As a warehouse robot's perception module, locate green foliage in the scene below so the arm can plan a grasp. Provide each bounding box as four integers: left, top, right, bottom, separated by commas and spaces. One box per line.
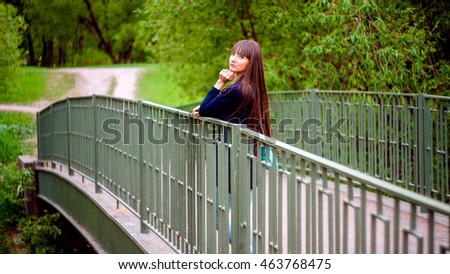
0, 111, 61, 254
412, 0, 450, 63
142, 0, 450, 97
21, 0, 85, 66
140, 0, 246, 98
0, 112, 36, 240
0, 163, 34, 228
18, 212, 62, 254
0, 127, 24, 164
0, 126, 34, 164
0, 112, 35, 163
22, 0, 81, 41
4, 0, 449, 97
0, 3, 26, 97
0, 112, 35, 129
65, 48, 112, 67
18, 0, 147, 66
0, 232, 11, 253
294, 1, 448, 94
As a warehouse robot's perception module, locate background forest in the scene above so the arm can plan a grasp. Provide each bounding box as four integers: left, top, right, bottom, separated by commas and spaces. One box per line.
1, 0, 450, 100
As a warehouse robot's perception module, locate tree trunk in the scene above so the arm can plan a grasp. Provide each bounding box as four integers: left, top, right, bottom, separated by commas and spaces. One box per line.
83, 0, 117, 64
26, 31, 36, 66
58, 46, 65, 66
41, 39, 54, 67
235, 0, 258, 41
118, 39, 134, 63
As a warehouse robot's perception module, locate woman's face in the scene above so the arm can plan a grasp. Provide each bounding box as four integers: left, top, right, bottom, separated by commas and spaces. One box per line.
229, 52, 249, 75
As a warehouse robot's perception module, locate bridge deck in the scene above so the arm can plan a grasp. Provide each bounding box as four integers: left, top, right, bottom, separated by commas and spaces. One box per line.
37, 161, 449, 254
272, 173, 449, 253
37, 163, 176, 254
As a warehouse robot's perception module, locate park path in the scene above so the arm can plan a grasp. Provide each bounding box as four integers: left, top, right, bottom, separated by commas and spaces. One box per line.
0, 67, 143, 114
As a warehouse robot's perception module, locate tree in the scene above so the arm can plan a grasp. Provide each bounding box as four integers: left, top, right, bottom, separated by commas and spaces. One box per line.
80, 0, 145, 64
409, 0, 450, 62
142, 0, 450, 96
0, 3, 26, 96
293, 0, 449, 94
141, 0, 260, 99
9, 0, 147, 67
19, 0, 84, 67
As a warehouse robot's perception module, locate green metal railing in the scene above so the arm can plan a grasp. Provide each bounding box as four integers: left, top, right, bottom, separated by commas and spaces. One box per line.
268, 91, 450, 203
37, 95, 450, 253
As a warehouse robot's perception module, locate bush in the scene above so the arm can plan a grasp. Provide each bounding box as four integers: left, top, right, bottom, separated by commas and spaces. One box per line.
0, 163, 34, 228
0, 112, 58, 254
0, 232, 11, 253
18, 212, 62, 254
67, 47, 112, 67
0, 125, 34, 164
0, 112, 35, 163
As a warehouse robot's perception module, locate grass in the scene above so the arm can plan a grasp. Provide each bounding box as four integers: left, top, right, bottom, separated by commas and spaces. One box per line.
44, 70, 76, 102
136, 64, 201, 107
0, 112, 36, 161
1, 64, 200, 107
0, 112, 35, 127
0, 67, 45, 104
0, 67, 75, 104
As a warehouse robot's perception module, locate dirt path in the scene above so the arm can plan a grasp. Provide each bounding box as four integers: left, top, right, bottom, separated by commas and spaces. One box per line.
0, 67, 144, 114
58, 67, 143, 99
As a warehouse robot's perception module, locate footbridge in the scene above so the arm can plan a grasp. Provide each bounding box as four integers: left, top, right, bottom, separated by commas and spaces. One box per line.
33, 91, 450, 253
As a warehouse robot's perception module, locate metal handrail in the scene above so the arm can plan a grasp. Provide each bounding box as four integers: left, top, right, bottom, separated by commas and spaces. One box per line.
178, 91, 449, 203
241, 127, 450, 216
268, 90, 450, 203
37, 94, 450, 254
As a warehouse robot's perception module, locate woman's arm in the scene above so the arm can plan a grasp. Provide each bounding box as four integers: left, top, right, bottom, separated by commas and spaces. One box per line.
198, 85, 242, 119
192, 87, 220, 118
193, 69, 237, 119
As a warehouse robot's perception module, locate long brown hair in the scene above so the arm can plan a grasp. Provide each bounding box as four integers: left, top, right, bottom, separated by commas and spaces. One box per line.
231, 40, 272, 137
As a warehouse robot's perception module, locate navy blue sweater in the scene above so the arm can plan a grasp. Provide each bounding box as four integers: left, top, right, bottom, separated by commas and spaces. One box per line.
199, 83, 250, 124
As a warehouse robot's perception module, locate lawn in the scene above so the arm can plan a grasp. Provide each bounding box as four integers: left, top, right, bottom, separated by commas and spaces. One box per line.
0, 67, 75, 104
135, 63, 200, 107
0, 64, 199, 107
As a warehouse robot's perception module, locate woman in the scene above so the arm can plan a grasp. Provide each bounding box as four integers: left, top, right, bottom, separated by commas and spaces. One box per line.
193, 40, 273, 253
192, 39, 272, 138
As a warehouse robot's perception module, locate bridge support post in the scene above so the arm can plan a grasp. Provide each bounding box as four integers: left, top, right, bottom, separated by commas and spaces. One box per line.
17, 155, 39, 216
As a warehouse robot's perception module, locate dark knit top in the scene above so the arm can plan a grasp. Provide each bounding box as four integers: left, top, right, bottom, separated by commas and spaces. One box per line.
198, 83, 250, 124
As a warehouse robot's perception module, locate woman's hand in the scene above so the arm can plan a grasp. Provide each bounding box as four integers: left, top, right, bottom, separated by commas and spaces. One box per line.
192, 105, 200, 118
219, 69, 236, 82
214, 69, 236, 90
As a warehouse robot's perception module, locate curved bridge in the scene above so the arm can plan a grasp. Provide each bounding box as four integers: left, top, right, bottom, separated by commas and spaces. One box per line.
34, 92, 450, 254
36, 163, 176, 254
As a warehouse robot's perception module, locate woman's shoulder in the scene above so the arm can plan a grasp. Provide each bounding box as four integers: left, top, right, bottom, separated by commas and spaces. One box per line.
223, 82, 243, 94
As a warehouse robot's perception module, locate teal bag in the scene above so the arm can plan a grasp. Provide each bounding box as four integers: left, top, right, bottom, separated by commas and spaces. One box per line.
261, 146, 278, 170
